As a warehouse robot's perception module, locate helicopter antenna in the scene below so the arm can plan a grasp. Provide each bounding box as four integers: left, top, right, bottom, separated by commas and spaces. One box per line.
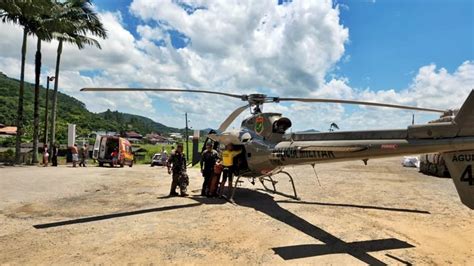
311, 163, 322, 187
290, 166, 300, 183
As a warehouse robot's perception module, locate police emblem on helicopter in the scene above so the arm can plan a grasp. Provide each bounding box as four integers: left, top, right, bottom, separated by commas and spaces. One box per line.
255, 116, 264, 135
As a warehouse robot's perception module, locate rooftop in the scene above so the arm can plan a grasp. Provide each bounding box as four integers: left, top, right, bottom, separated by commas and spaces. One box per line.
0, 126, 17, 135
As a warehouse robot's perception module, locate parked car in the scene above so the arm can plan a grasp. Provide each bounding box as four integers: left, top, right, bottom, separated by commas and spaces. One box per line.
150, 153, 163, 167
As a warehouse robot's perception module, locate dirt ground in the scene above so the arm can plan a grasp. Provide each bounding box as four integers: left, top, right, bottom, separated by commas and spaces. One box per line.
0, 157, 473, 265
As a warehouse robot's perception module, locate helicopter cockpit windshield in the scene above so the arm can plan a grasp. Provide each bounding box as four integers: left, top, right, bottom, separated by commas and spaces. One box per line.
272, 117, 292, 134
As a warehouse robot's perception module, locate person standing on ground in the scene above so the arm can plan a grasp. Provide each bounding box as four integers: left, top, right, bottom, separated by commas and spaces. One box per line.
161, 150, 168, 167
170, 145, 175, 155
167, 143, 189, 197
79, 144, 88, 167
218, 143, 241, 198
51, 144, 58, 166
71, 144, 79, 167
42, 144, 49, 167
200, 142, 219, 196
111, 147, 118, 167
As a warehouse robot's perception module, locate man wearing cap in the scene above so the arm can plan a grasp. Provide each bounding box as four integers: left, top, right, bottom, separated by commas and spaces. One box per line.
167, 143, 189, 196
200, 142, 219, 196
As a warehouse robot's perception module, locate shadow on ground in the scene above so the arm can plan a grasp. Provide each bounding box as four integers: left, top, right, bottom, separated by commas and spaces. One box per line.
232, 188, 415, 265
33, 203, 202, 229
33, 188, 417, 264
276, 200, 430, 214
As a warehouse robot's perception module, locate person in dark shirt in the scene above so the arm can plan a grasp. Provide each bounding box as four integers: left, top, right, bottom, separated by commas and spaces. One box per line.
51, 144, 58, 166
200, 142, 219, 196
167, 143, 189, 196
79, 144, 88, 167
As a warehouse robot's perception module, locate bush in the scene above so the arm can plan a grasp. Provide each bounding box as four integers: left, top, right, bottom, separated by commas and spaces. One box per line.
0, 148, 15, 164
0, 137, 15, 147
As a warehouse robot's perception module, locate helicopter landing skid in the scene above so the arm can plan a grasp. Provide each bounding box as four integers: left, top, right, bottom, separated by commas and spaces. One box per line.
229, 171, 300, 202
263, 171, 300, 200
259, 175, 278, 193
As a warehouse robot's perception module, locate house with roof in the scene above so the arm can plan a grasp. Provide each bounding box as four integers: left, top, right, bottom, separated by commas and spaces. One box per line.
0, 124, 17, 137
145, 132, 173, 144
123, 131, 143, 143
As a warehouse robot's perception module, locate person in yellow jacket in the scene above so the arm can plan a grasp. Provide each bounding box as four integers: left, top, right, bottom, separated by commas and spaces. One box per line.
219, 143, 241, 198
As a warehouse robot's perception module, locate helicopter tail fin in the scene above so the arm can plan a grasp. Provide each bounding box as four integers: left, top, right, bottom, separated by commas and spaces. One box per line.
454, 89, 474, 137
440, 90, 474, 209
443, 151, 474, 210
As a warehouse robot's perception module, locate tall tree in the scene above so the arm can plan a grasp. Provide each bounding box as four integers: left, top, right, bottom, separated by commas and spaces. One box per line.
49, 0, 107, 149
0, 0, 46, 164
31, 0, 53, 164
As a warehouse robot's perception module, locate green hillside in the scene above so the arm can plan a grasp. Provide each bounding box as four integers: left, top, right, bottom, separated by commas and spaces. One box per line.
0, 71, 180, 144
97, 109, 181, 134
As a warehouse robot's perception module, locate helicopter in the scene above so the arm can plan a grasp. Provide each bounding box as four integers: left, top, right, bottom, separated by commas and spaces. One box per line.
81, 87, 474, 209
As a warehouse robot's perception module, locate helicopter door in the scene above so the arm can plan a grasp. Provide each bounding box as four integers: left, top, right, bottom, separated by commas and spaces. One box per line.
192, 129, 219, 166
233, 145, 249, 176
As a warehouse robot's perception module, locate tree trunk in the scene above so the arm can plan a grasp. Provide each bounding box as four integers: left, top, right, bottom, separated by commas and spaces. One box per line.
32, 38, 42, 164
43, 78, 49, 146
50, 40, 62, 149
15, 29, 28, 164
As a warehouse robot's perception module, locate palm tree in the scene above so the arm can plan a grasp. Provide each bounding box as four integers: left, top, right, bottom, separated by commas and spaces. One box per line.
329, 122, 339, 132
49, 0, 107, 149
30, 1, 54, 164
0, 0, 48, 164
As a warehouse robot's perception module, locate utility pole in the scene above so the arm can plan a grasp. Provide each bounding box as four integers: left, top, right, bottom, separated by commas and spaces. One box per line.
43, 76, 54, 148
185, 112, 189, 161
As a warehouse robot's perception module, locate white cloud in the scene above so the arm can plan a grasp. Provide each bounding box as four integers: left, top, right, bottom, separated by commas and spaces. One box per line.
0, 11, 159, 119
129, 0, 349, 94
136, 25, 166, 42
356, 61, 474, 110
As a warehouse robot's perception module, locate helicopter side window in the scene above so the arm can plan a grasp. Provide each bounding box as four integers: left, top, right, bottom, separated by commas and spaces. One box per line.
272, 117, 292, 134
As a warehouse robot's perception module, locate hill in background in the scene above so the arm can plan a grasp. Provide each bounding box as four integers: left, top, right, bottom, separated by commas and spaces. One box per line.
0, 72, 181, 144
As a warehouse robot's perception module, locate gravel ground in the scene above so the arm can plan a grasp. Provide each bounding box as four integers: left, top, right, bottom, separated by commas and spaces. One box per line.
0, 157, 473, 265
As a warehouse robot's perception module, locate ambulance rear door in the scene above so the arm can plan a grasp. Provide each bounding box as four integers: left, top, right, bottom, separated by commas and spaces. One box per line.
99, 136, 107, 159
93, 135, 101, 159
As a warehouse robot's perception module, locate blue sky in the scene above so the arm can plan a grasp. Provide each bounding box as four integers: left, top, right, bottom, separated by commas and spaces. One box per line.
94, 0, 473, 129
336, 0, 474, 90
93, 0, 473, 92
1, 0, 473, 130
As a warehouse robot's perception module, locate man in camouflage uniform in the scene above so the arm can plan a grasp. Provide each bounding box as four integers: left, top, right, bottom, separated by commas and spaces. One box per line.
200, 142, 219, 196
167, 143, 189, 196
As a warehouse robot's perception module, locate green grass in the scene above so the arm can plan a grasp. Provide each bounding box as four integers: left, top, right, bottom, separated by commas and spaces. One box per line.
135, 142, 204, 166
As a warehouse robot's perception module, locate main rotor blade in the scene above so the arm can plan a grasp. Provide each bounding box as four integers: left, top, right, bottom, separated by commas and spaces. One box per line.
218, 104, 250, 132
81, 87, 246, 100
277, 97, 446, 113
